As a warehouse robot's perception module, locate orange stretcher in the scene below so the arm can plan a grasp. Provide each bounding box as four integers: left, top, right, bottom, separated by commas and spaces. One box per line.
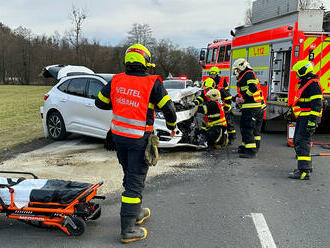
0, 171, 105, 236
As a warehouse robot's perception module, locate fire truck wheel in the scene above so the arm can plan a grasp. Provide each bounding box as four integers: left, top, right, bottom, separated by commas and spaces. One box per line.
66, 216, 86, 236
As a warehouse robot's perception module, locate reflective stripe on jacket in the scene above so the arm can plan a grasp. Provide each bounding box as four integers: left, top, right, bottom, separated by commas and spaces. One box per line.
203, 101, 227, 127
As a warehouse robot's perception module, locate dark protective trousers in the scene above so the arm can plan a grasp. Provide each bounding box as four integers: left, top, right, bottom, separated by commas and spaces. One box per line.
225, 111, 236, 140
112, 133, 150, 217
204, 126, 227, 148
240, 108, 264, 152
294, 116, 313, 171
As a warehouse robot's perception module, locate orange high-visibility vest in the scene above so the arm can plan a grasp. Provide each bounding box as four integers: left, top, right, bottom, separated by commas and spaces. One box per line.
203, 101, 227, 127
110, 73, 161, 139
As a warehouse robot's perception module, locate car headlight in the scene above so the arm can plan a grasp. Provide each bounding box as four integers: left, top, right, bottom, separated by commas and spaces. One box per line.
155, 111, 165, 119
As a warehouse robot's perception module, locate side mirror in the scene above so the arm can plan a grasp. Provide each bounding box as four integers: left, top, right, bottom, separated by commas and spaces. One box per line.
200, 49, 206, 61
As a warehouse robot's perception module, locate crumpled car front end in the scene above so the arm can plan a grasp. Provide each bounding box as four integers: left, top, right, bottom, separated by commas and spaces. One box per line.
154, 87, 207, 149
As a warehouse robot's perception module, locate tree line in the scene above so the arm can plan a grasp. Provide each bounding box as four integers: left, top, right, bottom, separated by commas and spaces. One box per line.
0, 20, 202, 85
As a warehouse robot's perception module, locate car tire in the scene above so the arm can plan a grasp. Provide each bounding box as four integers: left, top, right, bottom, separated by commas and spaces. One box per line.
46, 111, 67, 140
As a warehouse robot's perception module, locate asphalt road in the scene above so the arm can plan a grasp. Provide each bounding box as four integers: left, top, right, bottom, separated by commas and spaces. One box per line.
1, 129, 330, 248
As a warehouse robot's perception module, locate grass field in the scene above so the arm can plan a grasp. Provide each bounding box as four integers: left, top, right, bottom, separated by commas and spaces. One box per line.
0, 85, 52, 153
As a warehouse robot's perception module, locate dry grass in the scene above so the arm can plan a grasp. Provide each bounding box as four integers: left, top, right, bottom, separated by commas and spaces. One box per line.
0, 85, 52, 152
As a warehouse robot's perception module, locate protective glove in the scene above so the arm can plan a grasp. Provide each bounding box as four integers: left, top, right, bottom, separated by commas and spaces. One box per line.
144, 134, 160, 166
235, 97, 245, 104
306, 120, 316, 134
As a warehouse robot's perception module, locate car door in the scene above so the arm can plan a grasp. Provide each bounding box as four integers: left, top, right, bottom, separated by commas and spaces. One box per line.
82, 78, 112, 138
64, 77, 89, 133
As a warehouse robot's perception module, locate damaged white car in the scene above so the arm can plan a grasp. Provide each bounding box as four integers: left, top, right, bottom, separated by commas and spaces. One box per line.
40, 65, 206, 149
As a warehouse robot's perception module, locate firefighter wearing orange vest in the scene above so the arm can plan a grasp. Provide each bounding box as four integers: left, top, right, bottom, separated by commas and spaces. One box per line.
95, 44, 177, 243
197, 88, 228, 149
209, 66, 229, 90
209, 66, 236, 143
288, 60, 323, 180
232, 58, 266, 158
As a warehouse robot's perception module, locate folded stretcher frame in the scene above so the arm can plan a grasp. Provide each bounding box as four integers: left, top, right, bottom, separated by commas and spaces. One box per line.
0, 171, 105, 236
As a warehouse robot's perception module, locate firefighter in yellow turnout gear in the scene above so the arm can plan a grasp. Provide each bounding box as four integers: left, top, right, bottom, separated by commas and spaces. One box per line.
209, 66, 236, 143
288, 60, 323, 180
197, 88, 228, 149
232, 58, 266, 158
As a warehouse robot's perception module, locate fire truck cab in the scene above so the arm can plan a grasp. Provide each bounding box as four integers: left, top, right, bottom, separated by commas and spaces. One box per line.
200, 39, 232, 86
229, 0, 330, 123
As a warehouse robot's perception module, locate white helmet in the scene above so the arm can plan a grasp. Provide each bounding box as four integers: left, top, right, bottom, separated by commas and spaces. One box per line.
206, 89, 221, 101
232, 58, 251, 77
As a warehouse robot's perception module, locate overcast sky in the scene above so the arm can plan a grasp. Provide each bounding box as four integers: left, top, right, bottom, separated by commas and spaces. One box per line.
0, 0, 329, 48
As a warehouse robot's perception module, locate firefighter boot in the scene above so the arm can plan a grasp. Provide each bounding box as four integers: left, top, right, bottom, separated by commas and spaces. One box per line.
256, 140, 260, 152
239, 149, 256, 158
120, 216, 147, 243
238, 145, 246, 154
136, 208, 151, 225
288, 169, 311, 180
228, 133, 237, 145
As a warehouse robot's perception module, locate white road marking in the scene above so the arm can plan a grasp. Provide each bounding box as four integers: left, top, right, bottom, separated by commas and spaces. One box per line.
251, 213, 277, 248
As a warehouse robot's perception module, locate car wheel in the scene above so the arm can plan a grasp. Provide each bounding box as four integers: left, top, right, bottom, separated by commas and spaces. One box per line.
47, 111, 67, 140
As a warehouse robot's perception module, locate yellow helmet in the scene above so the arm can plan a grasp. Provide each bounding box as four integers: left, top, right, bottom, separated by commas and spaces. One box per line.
203, 78, 216, 89
292, 60, 314, 78
124, 44, 155, 68
209, 66, 220, 75
206, 89, 221, 101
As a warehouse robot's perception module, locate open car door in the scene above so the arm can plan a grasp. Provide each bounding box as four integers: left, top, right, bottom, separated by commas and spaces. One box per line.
41, 64, 94, 80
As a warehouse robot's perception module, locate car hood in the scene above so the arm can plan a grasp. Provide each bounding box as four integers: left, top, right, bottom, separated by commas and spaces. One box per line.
41, 64, 94, 80
166, 87, 202, 102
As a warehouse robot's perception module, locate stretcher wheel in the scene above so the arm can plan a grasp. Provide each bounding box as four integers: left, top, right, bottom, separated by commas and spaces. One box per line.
66, 216, 86, 236
89, 206, 101, 220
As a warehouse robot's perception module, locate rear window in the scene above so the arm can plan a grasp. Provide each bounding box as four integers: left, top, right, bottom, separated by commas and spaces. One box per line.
67, 78, 88, 97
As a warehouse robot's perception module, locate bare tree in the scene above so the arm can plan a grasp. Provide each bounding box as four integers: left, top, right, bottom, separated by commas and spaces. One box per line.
298, 0, 324, 9
126, 23, 156, 47
66, 5, 87, 63
13, 26, 33, 84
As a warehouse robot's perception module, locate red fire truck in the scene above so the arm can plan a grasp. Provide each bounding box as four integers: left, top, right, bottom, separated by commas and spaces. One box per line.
199, 39, 231, 86
200, 1, 330, 128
